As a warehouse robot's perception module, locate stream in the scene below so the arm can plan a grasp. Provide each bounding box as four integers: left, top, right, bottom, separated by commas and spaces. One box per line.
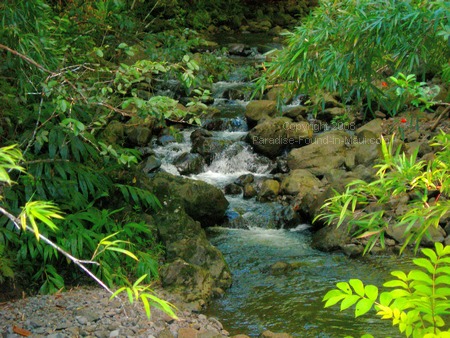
152, 35, 414, 337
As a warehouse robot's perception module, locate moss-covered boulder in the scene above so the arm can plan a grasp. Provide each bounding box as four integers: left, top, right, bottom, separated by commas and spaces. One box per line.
245, 100, 278, 127
144, 172, 229, 227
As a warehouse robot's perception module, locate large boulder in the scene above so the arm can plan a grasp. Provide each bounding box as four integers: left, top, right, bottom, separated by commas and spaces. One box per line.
155, 207, 231, 290
280, 169, 322, 196
356, 118, 383, 138
160, 258, 214, 305
143, 172, 229, 227
245, 100, 278, 127
287, 130, 352, 175
154, 203, 232, 307
247, 117, 312, 158
311, 223, 352, 252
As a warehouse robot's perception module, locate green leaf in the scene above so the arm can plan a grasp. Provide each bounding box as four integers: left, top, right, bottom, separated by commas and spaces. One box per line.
391, 270, 408, 281
413, 258, 436, 274
349, 279, 365, 297
408, 270, 433, 285
364, 285, 378, 301
324, 293, 347, 308
340, 294, 360, 311
383, 280, 409, 289
355, 298, 374, 317
105, 247, 139, 261
421, 248, 438, 264
337, 282, 352, 294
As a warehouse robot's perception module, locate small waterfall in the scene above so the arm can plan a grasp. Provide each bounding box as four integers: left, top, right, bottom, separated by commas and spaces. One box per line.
208, 142, 273, 175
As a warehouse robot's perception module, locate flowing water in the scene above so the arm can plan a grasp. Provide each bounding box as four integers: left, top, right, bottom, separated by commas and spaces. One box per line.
152, 37, 414, 336
153, 106, 413, 337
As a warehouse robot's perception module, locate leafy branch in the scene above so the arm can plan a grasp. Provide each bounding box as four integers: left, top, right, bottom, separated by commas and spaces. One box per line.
323, 242, 450, 337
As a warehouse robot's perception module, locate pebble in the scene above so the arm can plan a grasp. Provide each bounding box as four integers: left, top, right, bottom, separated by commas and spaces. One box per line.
0, 287, 229, 338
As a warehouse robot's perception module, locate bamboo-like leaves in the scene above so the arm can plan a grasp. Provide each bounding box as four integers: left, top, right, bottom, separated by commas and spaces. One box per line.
91, 231, 138, 261
19, 201, 64, 240
110, 273, 178, 320
0, 144, 24, 185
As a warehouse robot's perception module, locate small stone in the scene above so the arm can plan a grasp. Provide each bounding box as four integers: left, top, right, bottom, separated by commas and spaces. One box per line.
109, 329, 120, 337
76, 316, 88, 325
47, 334, 64, 338
157, 328, 175, 338
94, 330, 110, 338
178, 327, 199, 338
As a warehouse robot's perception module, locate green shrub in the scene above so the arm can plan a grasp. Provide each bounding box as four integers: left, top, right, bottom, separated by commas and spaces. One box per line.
315, 132, 450, 254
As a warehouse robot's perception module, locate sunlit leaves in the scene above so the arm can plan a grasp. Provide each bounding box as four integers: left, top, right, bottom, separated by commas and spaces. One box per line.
0, 145, 24, 185
324, 243, 450, 337
110, 273, 178, 320
19, 201, 63, 240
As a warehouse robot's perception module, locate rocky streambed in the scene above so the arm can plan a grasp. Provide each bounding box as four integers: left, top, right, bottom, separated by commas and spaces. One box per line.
0, 286, 230, 338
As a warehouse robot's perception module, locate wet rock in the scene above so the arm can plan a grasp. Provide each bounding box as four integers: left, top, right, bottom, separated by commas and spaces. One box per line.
158, 134, 177, 146
282, 106, 308, 121
166, 237, 231, 290
259, 330, 293, 338
126, 126, 152, 146
276, 156, 289, 173
174, 152, 205, 175
144, 172, 229, 227
224, 183, 242, 195
311, 92, 344, 109
160, 258, 214, 306
243, 184, 257, 199
142, 155, 162, 174
245, 100, 278, 127
190, 130, 233, 164
101, 120, 124, 145
124, 115, 157, 146
269, 262, 292, 275
311, 222, 352, 252
235, 174, 254, 186
258, 179, 280, 202
342, 244, 364, 257
386, 222, 446, 247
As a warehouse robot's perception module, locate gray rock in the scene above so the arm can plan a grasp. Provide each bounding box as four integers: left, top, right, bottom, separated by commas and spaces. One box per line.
287, 130, 350, 175
142, 155, 162, 174
174, 152, 205, 175
109, 329, 120, 337
247, 117, 312, 158
280, 169, 322, 197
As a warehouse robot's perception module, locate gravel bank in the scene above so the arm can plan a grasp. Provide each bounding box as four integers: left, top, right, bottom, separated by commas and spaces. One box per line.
0, 286, 230, 338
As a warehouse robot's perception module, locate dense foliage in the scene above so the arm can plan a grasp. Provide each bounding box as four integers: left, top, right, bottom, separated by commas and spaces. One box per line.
256, 0, 450, 115
0, 0, 223, 294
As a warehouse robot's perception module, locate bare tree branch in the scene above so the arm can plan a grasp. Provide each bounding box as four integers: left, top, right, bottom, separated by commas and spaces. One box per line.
0, 43, 56, 75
